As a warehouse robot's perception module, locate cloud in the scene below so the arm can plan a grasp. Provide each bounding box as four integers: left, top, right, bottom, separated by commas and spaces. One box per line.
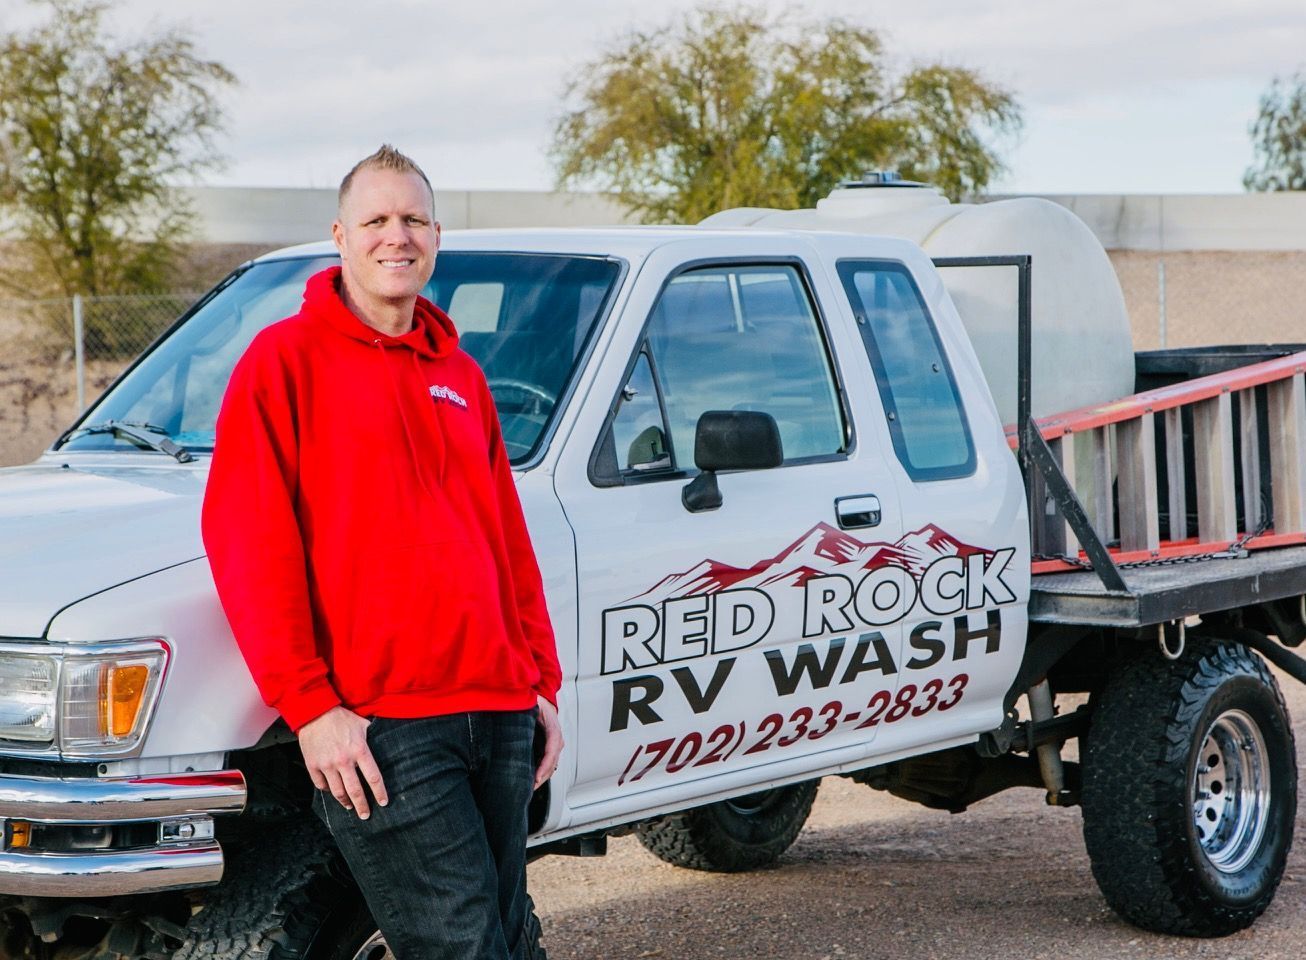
9, 0, 1299, 191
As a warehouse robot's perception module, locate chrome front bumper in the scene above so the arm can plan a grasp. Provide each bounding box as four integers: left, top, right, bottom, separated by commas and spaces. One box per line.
0, 770, 246, 897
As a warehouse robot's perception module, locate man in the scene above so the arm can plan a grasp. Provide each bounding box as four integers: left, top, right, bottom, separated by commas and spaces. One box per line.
201, 144, 563, 959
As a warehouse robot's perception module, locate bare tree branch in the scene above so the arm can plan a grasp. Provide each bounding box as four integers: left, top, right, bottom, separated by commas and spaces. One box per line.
0, 0, 236, 297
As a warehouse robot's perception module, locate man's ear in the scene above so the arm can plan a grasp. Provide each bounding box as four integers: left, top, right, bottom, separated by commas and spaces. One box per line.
434, 221, 442, 251
331, 219, 346, 258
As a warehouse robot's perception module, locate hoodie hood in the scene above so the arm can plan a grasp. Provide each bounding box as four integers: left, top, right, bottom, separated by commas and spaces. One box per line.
303, 265, 459, 360
301, 265, 458, 490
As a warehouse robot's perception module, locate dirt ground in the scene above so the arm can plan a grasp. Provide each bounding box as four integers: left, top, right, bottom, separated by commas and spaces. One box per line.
0, 358, 122, 467
0, 360, 112, 468
529, 674, 1306, 960
0, 306, 123, 468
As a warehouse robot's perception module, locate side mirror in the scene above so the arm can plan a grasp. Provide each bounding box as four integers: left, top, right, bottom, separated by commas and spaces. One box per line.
682, 411, 783, 513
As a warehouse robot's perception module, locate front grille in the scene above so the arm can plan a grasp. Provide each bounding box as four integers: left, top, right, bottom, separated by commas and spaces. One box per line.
0, 757, 98, 778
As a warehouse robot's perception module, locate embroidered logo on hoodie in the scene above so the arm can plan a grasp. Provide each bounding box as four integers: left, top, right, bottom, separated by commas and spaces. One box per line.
429, 383, 468, 408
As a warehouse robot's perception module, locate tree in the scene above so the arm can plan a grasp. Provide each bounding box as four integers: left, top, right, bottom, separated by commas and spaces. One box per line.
1245, 71, 1306, 191
551, 6, 1021, 223
0, 0, 235, 297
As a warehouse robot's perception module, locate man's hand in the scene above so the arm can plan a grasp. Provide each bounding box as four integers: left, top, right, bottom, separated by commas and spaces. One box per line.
299, 706, 388, 819
534, 696, 563, 789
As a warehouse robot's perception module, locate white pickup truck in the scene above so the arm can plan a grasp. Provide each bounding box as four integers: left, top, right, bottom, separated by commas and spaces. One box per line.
3, 213, 1306, 959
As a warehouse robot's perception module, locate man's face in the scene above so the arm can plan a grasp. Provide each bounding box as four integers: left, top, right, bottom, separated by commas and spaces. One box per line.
332, 168, 440, 309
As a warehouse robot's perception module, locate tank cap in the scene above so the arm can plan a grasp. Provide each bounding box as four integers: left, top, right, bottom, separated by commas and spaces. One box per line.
838, 170, 931, 189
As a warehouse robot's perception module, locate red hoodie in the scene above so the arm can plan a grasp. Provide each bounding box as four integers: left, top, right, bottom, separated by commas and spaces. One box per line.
202, 266, 561, 733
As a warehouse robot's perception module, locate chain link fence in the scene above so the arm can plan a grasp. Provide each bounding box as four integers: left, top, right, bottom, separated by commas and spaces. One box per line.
1110, 251, 1306, 351
0, 292, 199, 467
0, 292, 198, 402
69, 293, 200, 407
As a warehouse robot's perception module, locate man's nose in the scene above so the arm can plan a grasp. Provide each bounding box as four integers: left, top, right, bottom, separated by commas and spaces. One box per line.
380, 221, 412, 246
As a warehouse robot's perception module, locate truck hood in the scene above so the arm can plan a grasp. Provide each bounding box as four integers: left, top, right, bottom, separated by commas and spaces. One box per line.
0, 458, 206, 638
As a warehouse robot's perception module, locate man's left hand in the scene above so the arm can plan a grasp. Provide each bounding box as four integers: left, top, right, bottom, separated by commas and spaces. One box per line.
534, 696, 563, 789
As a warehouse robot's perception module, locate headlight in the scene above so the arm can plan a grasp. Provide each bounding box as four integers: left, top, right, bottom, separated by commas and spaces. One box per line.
0, 639, 169, 758
0, 654, 58, 743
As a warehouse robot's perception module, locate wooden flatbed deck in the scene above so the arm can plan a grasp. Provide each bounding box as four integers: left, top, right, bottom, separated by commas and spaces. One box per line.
1030, 543, 1306, 627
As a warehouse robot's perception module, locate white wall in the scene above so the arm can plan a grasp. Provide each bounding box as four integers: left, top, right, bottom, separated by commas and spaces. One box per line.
60, 186, 1306, 252
991, 193, 1306, 252
182, 186, 634, 244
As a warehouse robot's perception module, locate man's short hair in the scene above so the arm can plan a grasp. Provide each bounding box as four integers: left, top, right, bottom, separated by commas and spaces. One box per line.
338, 144, 435, 213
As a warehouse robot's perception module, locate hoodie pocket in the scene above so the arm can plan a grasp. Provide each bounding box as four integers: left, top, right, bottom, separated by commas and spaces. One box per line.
332, 538, 524, 702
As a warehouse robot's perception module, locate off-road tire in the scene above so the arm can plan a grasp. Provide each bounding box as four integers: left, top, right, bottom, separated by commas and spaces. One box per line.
168, 821, 353, 960
635, 780, 819, 872
170, 821, 548, 959
1081, 637, 1296, 936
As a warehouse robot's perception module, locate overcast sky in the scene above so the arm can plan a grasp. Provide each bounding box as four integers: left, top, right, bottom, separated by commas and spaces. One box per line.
6, 0, 1303, 194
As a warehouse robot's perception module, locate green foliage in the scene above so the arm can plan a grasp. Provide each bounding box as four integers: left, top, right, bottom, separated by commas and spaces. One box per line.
551, 5, 1021, 223
0, 0, 235, 297
1245, 71, 1306, 191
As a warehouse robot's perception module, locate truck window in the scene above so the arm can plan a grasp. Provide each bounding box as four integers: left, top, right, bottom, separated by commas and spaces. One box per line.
640, 264, 846, 467
837, 261, 975, 480
609, 350, 671, 472
58, 253, 621, 466
446, 283, 504, 333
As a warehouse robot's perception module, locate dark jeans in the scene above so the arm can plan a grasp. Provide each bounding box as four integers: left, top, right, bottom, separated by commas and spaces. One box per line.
312, 709, 537, 960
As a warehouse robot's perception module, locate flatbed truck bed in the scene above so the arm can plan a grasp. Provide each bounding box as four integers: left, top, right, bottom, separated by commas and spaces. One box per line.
1031, 543, 1306, 627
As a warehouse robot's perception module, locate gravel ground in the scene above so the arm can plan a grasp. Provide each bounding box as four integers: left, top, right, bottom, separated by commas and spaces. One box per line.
529, 672, 1306, 960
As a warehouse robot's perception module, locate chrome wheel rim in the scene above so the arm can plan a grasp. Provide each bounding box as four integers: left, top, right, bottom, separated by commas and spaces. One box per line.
1191, 709, 1270, 873
349, 931, 393, 960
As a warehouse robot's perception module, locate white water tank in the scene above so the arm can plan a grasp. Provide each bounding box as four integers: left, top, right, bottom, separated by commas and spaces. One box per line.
700, 177, 1134, 423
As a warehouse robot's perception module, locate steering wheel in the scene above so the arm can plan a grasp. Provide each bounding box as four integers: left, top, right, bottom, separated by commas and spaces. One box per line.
487, 377, 556, 418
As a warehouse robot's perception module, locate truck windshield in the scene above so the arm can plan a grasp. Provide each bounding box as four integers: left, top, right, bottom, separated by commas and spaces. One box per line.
56, 252, 621, 464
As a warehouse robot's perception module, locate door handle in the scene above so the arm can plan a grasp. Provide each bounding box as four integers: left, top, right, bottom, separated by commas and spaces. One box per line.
835, 494, 881, 529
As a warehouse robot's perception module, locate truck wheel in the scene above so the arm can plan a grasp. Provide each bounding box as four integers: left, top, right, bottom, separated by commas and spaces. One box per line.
324, 895, 548, 960
171, 822, 547, 959
1081, 637, 1296, 936
634, 780, 819, 872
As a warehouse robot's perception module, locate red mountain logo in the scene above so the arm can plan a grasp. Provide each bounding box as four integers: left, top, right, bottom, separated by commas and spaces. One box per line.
429, 383, 468, 408
632, 523, 988, 604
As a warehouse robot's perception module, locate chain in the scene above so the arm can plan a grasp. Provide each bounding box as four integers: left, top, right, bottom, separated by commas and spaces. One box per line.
1032, 551, 1094, 569
1034, 516, 1271, 572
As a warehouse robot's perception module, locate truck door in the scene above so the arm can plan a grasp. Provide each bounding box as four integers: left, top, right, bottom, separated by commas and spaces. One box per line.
554, 238, 912, 819
818, 242, 1031, 760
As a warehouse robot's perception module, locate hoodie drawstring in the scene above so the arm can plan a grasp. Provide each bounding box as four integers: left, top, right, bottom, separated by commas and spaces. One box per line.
412, 350, 447, 483
374, 340, 440, 498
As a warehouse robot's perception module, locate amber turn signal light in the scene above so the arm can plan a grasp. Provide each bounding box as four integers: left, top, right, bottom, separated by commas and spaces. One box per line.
104, 664, 150, 737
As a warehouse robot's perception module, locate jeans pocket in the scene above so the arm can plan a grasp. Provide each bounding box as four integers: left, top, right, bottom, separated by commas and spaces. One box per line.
364, 716, 392, 750
310, 787, 334, 836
